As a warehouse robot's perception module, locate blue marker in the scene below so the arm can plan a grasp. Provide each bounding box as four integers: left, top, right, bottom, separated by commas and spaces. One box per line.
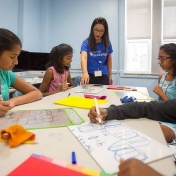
72, 151, 77, 164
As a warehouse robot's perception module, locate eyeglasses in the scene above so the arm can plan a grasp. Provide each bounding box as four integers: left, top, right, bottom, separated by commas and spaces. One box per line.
93, 28, 105, 34
157, 56, 171, 62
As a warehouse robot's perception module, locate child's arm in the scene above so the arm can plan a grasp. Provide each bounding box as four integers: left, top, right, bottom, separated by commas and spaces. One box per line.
153, 73, 169, 101
60, 72, 74, 91
67, 72, 74, 87
0, 101, 11, 116
118, 158, 162, 176
160, 124, 175, 142
39, 69, 60, 97
158, 73, 163, 84
8, 77, 42, 107
106, 53, 113, 85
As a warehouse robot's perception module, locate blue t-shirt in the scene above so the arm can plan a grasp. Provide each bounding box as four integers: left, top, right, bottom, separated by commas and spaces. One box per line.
0, 69, 16, 100
80, 39, 113, 75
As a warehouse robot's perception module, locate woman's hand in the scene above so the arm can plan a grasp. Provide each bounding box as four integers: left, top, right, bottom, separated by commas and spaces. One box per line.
0, 101, 12, 117
81, 73, 89, 85
109, 75, 113, 85
88, 106, 108, 123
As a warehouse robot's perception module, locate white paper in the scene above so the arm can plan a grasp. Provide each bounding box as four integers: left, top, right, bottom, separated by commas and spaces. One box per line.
68, 120, 176, 174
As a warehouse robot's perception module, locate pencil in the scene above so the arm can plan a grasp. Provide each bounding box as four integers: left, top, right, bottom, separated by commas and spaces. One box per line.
93, 98, 102, 125
58, 82, 70, 85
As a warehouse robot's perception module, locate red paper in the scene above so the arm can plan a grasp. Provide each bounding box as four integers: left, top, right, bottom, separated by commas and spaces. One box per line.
84, 94, 107, 99
7, 156, 88, 176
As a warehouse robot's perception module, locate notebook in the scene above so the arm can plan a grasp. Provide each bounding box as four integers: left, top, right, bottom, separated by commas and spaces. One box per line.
0, 108, 84, 130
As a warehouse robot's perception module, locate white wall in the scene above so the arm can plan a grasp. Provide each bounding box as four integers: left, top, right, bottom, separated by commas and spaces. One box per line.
0, 0, 18, 33
22, 0, 41, 51
0, 0, 118, 70
47, 0, 118, 71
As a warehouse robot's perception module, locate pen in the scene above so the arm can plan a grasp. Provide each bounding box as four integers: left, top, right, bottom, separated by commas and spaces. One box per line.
124, 89, 137, 91
72, 151, 77, 164
94, 98, 102, 125
58, 82, 70, 85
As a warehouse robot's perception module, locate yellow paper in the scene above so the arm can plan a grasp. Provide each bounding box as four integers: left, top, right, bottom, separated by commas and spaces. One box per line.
82, 168, 100, 176
54, 96, 108, 109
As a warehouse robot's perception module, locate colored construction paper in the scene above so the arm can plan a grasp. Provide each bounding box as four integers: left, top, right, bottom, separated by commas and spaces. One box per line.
54, 95, 108, 109
7, 156, 87, 176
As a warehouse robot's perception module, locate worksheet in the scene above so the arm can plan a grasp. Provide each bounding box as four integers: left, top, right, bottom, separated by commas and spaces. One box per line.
0, 108, 84, 129
68, 120, 176, 174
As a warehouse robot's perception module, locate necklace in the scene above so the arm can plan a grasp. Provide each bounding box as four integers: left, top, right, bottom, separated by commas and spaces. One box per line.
161, 73, 174, 94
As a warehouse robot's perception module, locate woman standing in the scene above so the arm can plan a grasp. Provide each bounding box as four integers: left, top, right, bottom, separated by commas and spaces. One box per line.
80, 17, 113, 85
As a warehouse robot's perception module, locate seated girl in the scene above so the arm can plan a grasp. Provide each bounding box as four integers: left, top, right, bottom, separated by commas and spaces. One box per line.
153, 43, 176, 142
0, 28, 42, 117
39, 44, 74, 97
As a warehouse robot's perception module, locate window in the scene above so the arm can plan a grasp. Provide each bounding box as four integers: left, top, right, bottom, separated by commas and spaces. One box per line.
163, 0, 176, 42
125, 39, 151, 73
124, 0, 176, 75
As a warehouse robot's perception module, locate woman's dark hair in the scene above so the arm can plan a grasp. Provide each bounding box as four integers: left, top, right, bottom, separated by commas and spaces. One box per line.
160, 43, 176, 76
46, 43, 73, 73
0, 28, 22, 55
88, 17, 110, 51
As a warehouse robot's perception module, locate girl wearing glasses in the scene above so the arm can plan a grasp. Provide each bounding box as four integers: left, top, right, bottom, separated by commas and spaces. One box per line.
80, 17, 113, 85
153, 43, 176, 101
153, 43, 176, 143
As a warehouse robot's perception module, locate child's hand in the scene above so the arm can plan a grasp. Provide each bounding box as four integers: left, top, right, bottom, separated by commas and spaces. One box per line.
61, 82, 69, 91
0, 101, 12, 117
7, 100, 16, 108
118, 158, 162, 176
88, 106, 108, 123
153, 85, 163, 96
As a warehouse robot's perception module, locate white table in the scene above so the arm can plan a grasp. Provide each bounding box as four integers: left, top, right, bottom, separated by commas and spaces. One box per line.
1, 86, 176, 175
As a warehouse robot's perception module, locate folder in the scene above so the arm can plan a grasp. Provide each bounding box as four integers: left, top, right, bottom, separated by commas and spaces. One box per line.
54, 96, 108, 109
